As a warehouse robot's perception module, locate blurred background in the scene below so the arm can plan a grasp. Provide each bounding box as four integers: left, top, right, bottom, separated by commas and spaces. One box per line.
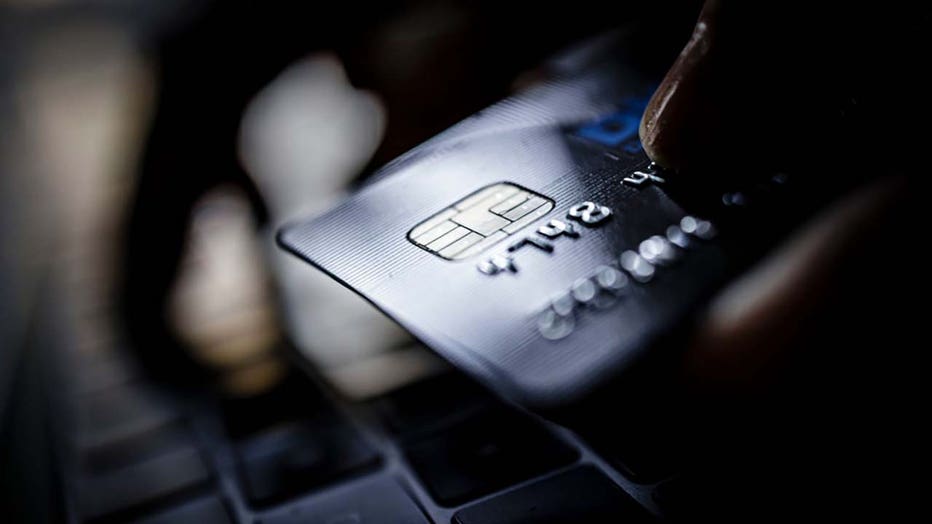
1, 1, 688, 522
4, 1, 930, 522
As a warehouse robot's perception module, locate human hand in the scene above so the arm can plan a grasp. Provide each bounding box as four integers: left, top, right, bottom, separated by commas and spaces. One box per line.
639, 2, 921, 518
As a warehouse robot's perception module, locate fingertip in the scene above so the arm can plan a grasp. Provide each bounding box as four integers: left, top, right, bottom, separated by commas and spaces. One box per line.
639, 0, 721, 171
685, 176, 908, 390
639, 83, 681, 171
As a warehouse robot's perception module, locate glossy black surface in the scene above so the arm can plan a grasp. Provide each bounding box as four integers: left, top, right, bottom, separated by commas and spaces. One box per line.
402, 408, 578, 506
136, 495, 232, 524
234, 418, 380, 507
260, 476, 429, 524
453, 466, 654, 524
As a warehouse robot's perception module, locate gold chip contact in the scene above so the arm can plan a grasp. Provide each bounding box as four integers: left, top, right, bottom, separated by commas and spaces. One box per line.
408, 183, 554, 260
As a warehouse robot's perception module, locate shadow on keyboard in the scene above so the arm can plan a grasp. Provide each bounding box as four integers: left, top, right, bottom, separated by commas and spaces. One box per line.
60, 343, 663, 523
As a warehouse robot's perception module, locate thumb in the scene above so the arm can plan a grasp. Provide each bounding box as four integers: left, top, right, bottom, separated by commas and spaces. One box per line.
685, 175, 908, 390
639, 0, 724, 171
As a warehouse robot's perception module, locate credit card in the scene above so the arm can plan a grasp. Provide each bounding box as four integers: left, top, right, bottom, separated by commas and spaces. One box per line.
278, 34, 817, 411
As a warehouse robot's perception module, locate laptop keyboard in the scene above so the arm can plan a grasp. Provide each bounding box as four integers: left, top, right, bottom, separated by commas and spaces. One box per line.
59, 347, 664, 523
402, 408, 578, 506
452, 467, 654, 524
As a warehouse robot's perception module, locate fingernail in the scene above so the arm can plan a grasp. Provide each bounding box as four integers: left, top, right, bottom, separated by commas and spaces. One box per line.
640, 0, 721, 170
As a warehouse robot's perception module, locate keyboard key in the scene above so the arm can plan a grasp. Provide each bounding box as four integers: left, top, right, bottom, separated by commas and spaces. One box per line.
582, 409, 682, 484
72, 353, 139, 394
262, 476, 428, 524
221, 371, 331, 439
653, 477, 689, 519
453, 466, 655, 524
76, 385, 178, 452
77, 385, 172, 429
376, 373, 492, 440
77, 445, 210, 522
403, 409, 577, 506
593, 434, 680, 484
574, 381, 685, 484
82, 421, 191, 474
135, 495, 231, 524
235, 417, 380, 507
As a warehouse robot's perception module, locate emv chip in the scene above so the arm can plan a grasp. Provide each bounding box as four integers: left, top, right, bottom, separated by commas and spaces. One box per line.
408, 183, 554, 260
